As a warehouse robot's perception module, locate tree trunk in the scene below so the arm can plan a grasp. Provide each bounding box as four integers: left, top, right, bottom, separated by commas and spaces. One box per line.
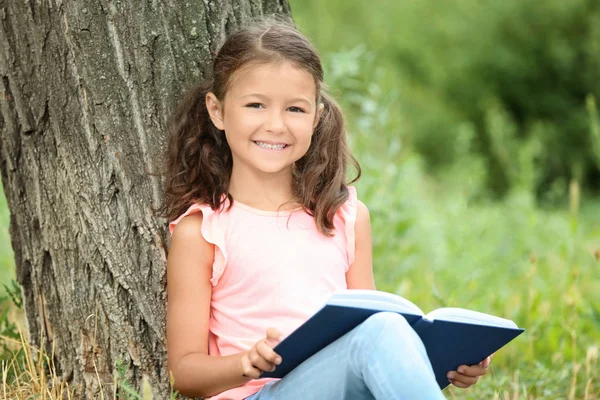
0, 0, 290, 397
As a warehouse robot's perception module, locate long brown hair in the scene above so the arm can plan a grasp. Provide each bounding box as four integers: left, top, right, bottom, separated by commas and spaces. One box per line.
159, 17, 360, 236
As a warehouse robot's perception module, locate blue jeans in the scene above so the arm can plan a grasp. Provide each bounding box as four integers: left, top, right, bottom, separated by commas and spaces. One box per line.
246, 312, 446, 400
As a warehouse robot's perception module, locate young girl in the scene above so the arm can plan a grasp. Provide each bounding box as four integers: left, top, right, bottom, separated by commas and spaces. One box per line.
162, 18, 491, 400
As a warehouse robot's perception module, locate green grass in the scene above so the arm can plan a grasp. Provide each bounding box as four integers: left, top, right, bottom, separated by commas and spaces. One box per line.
0, 180, 15, 298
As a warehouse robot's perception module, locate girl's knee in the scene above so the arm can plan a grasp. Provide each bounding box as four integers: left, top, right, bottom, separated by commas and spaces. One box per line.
360, 312, 423, 346
347, 313, 420, 362
350, 313, 411, 346
363, 312, 411, 333
347, 312, 427, 375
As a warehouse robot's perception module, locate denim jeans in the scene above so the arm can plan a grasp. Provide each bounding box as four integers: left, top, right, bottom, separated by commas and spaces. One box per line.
245, 312, 446, 400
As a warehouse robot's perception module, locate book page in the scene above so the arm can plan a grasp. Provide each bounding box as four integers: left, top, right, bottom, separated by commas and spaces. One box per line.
328, 290, 424, 316
425, 307, 518, 328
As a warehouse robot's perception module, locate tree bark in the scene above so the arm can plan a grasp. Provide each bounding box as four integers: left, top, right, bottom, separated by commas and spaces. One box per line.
0, 0, 290, 397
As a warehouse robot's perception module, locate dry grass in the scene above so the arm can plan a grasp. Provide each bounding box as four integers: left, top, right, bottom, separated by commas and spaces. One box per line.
1, 327, 167, 400
1, 331, 75, 400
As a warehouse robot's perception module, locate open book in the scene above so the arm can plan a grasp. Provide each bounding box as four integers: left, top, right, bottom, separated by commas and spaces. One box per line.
262, 290, 524, 389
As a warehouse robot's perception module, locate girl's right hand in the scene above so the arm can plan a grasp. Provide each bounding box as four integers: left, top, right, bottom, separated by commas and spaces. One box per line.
240, 327, 283, 379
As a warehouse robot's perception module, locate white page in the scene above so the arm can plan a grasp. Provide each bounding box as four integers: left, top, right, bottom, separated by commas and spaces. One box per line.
328, 290, 424, 316
425, 307, 518, 328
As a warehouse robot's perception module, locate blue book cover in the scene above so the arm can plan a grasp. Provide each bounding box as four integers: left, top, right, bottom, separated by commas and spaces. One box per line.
262, 290, 524, 389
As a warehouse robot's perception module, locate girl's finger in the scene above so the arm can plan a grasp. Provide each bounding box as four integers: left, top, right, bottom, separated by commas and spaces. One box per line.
480, 356, 491, 368
449, 371, 479, 387
266, 327, 281, 340
450, 378, 472, 389
266, 327, 282, 346
256, 340, 282, 366
457, 364, 487, 377
241, 355, 262, 379
249, 348, 276, 373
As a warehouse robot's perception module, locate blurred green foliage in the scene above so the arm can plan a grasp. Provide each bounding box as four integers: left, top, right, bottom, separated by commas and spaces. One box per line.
293, 0, 600, 199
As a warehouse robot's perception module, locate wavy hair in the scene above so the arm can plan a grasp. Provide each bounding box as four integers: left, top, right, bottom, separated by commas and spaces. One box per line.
159, 18, 360, 236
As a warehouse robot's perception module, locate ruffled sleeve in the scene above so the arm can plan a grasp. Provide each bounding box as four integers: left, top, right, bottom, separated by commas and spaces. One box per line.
169, 204, 228, 286
336, 186, 358, 267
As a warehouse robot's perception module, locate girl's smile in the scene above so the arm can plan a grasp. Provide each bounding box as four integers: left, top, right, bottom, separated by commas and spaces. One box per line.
253, 141, 288, 151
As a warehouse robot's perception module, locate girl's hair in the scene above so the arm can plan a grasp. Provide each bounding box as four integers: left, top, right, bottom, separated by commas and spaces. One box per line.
159, 17, 360, 236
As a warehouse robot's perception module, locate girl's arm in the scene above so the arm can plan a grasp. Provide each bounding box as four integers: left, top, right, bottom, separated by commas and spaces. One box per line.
346, 200, 376, 290
167, 213, 251, 398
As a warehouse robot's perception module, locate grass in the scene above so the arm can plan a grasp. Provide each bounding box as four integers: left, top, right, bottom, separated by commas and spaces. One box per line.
0, 328, 176, 400
1, 332, 74, 399
0, 179, 14, 299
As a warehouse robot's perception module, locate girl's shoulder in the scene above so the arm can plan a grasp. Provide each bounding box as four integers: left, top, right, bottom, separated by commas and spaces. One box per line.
344, 185, 368, 218
336, 185, 358, 221
333, 185, 362, 265
169, 202, 222, 235
168, 202, 229, 286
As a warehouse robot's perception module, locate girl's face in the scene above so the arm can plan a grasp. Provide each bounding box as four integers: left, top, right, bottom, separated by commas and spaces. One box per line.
207, 61, 323, 179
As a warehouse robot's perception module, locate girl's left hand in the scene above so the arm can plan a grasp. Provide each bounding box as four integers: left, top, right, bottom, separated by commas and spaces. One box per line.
446, 354, 493, 388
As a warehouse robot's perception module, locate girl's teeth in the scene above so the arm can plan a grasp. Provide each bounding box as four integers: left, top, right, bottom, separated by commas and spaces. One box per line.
255, 141, 286, 150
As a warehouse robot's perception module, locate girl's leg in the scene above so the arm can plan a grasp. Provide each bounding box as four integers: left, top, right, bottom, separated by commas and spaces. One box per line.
247, 312, 446, 400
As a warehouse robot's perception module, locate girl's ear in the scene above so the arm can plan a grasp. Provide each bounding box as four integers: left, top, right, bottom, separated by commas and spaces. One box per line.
313, 103, 325, 129
206, 92, 225, 130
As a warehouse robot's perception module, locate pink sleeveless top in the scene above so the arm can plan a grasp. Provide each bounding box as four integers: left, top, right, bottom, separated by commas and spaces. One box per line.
169, 187, 357, 400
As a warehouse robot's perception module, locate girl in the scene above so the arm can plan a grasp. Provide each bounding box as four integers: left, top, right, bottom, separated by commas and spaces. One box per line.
162, 18, 491, 400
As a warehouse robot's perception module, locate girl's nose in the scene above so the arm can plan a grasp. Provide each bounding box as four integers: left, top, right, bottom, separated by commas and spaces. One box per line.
265, 110, 285, 133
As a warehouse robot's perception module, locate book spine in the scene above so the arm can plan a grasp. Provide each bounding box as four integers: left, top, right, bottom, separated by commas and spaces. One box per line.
411, 317, 434, 334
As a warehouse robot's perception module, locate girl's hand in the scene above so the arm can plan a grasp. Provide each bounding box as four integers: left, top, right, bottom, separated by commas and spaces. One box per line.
240, 328, 282, 379
447, 354, 493, 388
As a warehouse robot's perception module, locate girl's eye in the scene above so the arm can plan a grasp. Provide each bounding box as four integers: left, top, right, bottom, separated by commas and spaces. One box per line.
246, 103, 264, 109
288, 106, 305, 113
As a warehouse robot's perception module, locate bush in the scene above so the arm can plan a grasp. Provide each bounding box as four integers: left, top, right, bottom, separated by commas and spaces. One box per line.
386, 0, 600, 196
